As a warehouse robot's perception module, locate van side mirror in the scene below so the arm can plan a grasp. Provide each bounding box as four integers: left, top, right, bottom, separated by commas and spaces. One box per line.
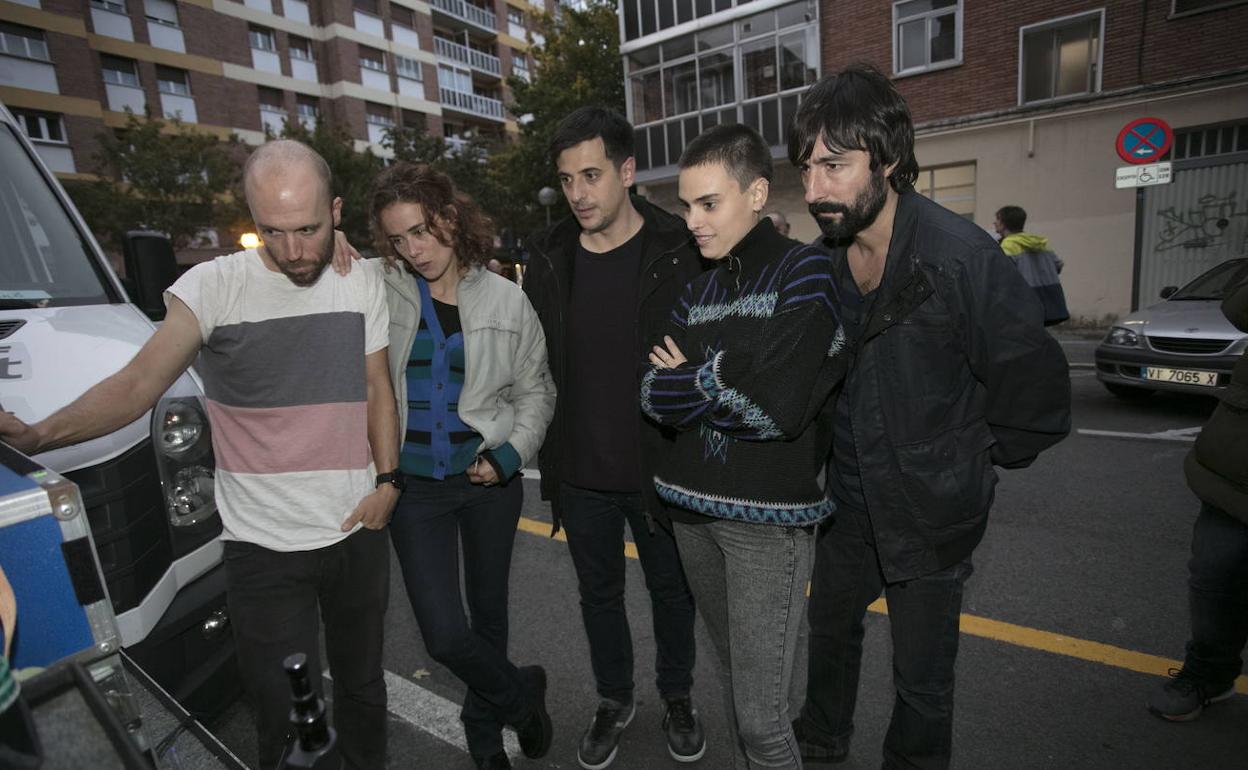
1159, 286, 1178, 299
122, 231, 179, 321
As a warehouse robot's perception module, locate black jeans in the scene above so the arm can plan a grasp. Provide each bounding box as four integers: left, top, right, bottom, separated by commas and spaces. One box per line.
224, 528, 390, 770
1183, 502, 1248, 686
559, 482, 696, 703
389, 474, 529, 758
800, 518, 972, 770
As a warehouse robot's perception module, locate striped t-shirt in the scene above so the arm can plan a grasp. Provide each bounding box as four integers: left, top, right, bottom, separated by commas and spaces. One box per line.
167, 250, 388, 552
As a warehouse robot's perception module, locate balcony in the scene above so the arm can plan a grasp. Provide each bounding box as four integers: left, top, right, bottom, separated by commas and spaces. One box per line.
392, 25, 420, 50
284, 0, 309, 23
251, 47, 281, 74
0, 58, 58, 95
354, 10, 384, 38
91, 7, 134, 41
105, 83, 146, 114
361, 65, 391, 92
431, 0, 497, 36
439, 87, 503, 121
435, 38, 500, 78
160, 92, 197, 123
33, 143, 75, 174
291, 57, 317, 81
147, 21, 185, 53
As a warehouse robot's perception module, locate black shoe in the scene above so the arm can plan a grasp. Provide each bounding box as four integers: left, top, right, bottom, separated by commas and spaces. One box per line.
792, 718, 851, 764
473, 751, 512, 770
577, 697, 635, 770
513, 666, 553, 759
1146, 668, 1235, 722
662, 695, 706, 763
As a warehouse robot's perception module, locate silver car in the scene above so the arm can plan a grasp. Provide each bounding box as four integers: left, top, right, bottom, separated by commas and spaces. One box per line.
1095, 257, 1248, 398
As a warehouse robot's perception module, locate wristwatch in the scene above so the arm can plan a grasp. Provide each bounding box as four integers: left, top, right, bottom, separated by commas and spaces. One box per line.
375, 471, 406, 493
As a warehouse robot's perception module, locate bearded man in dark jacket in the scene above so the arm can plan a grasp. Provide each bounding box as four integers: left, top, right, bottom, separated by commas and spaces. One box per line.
788, 65, 1071, 770
1147, 268, 1248, 722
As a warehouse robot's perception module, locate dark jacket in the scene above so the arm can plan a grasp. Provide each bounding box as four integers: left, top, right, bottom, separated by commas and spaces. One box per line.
825, 191, 1071, 582
1185, 273, 1248, 523
523, 196, 704, 532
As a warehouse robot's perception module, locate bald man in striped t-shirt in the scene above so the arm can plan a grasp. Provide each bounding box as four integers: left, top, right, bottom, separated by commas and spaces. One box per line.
2, 140, 400, 769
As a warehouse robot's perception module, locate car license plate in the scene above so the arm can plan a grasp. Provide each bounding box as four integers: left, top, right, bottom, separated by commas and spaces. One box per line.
1143, 367, 1218, 386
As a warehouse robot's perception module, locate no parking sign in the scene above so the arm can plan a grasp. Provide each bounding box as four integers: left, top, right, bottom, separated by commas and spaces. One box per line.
1116, 117, 1173, 164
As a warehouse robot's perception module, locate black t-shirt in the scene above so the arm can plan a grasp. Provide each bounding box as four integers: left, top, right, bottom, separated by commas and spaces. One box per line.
827, 267, 874, 543
564, 229, 645, 492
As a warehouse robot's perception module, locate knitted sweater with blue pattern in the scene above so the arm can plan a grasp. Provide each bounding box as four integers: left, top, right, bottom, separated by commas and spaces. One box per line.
640, 217, 847, 527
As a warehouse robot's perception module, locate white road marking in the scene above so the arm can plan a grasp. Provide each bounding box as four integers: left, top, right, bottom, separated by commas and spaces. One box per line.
1077, 426, 1202, 443
325, 669, 521, 761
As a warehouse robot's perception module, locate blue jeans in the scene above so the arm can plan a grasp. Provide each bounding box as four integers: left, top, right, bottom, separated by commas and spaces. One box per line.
224, 528, 389, 770
1183, 503, 1248, 686
673, 519, 814, 769
389, 474, 528, 758
799, 518, 972, 770
559, 483, 697, 702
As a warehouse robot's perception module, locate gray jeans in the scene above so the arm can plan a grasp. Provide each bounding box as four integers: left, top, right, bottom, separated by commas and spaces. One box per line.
674, 519, 815, 769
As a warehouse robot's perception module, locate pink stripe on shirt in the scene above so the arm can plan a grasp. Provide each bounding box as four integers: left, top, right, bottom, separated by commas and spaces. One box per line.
206, 400, 371, 474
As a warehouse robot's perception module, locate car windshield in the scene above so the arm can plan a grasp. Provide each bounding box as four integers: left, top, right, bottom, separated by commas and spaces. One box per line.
1169, 259, 1248, 301
0, 122, 115, 310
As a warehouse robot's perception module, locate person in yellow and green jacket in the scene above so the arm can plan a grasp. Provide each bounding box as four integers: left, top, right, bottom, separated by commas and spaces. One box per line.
995, 205, 1070, 326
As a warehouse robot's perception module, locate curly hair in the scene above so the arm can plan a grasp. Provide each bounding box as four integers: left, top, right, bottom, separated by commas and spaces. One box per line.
368, 161, 496, 272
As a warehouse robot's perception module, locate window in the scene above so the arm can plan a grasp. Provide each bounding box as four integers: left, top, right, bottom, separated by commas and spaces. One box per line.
0, 23, 51, 61
144, 0, 179, 26
249, 25, 276, 52
395, 54, 422, 80
289, 35, 314, 60
893, 0, 960, 75
438, 64, 472, 93
915, 163, 975, 219
1171, 0, 1248, 16
12, 109, 66, 143
359, 45, 387, 71
90, 0, 127, 14
507, 7, 523, 24
156, 65, 190, 95
1172, 120, 1248, 161
101, 54, 140, 86
365, 103, 394, 126
354, 0, 378, 13
1019, 10, 1103, 104
401, 109, 424, 130
296, 95, 319, 119
257, 86, 284, 112
391, 4, 415, 28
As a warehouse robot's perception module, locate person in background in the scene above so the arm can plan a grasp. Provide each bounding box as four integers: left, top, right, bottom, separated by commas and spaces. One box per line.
994, 205, 1069, 326
643, 123, 845, 769
523, 106, 706, 770
789, 66, 1071, 770
1147, 268, 1248, 722
765, 211, 791, 237
368, 162, 557, 770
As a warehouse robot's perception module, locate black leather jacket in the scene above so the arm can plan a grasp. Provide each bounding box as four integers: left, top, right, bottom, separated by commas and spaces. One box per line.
523, 197, 705, 532
825, 191, 1071, 582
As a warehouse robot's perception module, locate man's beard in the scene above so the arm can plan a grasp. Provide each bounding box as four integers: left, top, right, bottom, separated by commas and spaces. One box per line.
278, 238, 334, 286
809, 169, 889, 241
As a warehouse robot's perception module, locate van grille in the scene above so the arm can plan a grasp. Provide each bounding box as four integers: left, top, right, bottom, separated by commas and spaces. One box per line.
0, 320, 24, 340
1147, 336, 1232, 355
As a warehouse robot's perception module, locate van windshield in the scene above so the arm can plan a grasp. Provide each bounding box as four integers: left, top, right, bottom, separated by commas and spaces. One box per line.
0, 123, 115, 309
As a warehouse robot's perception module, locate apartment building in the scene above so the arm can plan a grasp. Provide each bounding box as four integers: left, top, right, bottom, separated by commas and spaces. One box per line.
0, 0, 551, 179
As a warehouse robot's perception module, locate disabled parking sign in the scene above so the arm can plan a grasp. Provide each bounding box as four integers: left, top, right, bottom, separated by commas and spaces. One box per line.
1116, 117, 1173, 164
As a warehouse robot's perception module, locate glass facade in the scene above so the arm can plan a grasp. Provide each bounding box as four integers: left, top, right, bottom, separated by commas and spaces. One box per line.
625, 0, 817, 173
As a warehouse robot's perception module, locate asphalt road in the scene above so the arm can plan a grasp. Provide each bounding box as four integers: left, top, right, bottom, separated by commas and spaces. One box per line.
203, 336, 1247, 770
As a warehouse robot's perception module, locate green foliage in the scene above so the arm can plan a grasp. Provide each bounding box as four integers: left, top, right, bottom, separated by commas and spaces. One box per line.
61, 113, 246, 251
277, 119, 385, 249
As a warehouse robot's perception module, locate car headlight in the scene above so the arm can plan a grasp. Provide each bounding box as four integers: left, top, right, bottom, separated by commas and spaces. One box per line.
153, 395, 217, 527
1105, 326, 1139, 347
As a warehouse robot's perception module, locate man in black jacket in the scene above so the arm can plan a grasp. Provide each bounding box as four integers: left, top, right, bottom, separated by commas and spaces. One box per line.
522, 106, 706, 769
788, 66, 1071, 770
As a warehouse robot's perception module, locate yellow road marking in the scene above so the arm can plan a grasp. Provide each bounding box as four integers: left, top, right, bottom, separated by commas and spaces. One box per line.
516, 515, 1248, 695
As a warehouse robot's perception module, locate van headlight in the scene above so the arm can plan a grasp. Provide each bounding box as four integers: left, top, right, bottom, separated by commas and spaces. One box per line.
1105, 326, 1139, 347
153, 395, 217, 527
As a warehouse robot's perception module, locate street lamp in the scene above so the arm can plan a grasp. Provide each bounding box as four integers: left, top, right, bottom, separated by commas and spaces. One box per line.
538, 186, 559, 226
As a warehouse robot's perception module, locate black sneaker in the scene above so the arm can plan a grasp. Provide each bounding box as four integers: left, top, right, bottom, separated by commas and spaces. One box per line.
513, 666, 553, 758
577, 697, 635, 770
1146, 668, 1235, 722
472, 751, 511, 770
662, 695, 706, 763
792, 718, 851, 764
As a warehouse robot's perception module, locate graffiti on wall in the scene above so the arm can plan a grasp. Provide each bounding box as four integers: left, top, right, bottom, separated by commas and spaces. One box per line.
1155, 191, 1248, 252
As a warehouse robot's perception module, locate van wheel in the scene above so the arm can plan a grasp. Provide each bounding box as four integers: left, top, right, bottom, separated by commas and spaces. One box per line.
1104, 383, 1154, 400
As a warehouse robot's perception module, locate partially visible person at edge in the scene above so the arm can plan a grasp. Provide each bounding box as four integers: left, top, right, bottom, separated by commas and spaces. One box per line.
1147, 267, 1248, 722
641, 123, 846, 770
367, 162, 557, 770
0, 140, 400, 770
522, 106, 707, 769
788, 65, 1072, 770
765, 210, 791, 237
994, 204, 1070, 326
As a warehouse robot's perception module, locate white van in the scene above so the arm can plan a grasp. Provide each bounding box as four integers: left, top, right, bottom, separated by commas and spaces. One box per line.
0, 101, 235, 713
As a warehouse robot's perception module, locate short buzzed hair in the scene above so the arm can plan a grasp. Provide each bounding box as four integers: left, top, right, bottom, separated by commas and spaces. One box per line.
679, 124, 772, 190
243, 139, 333, 204
996, 205, 1027, 233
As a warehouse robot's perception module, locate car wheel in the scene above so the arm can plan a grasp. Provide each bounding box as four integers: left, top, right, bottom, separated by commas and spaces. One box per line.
1104, 383, 1154, 400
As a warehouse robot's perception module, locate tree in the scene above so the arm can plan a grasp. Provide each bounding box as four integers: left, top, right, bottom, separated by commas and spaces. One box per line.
62, 113, 247, 252
493, 0, 626, 237
277, 120, 385, 249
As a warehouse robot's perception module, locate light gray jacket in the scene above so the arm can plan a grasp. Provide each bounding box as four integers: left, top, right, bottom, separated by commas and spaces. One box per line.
383, 264, 556, 477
